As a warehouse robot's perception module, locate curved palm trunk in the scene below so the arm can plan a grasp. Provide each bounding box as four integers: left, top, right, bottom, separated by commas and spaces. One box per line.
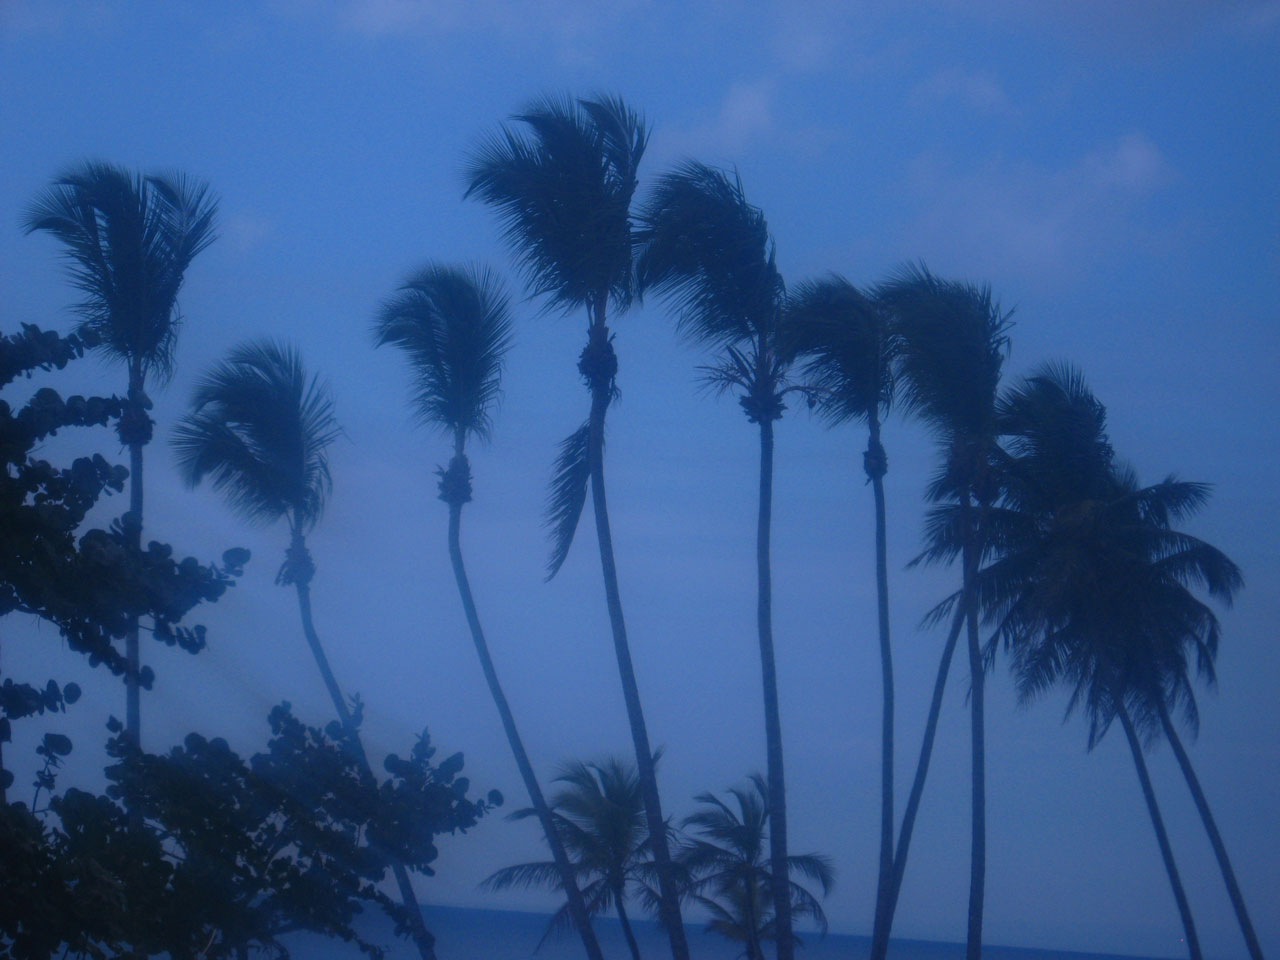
871, 584, 970, 960
1117, 703, 1203, 960
290, 536, 437, 960
1156, 701, 1264, 959
582, 319, 690, 960
444, 474, 605, 960
124, 369, 145, 748
866, 420, 895, 943
615, 884, 643, 960
756, 416, 794, 960
962, 522, 987, 960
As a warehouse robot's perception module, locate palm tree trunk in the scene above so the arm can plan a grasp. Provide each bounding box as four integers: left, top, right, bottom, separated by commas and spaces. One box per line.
582, 320, 690, 960
1117, 703, 1203, 960
1156, 701, 1264, 959
756, 416, 794, 960
871, 595, 968, 960
615, 885, 643, 960
124, 369, 145, 749
446, 492, 605, 960
866, 419, 894, 944
290, 537, 437, 960
962, 522, 986, 960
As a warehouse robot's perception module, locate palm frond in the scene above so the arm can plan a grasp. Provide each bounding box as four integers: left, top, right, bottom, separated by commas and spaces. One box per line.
545, 422, 592, 579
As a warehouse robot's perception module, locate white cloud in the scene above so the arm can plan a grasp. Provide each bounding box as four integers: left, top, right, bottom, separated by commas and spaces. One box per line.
911, 67, 1012, 114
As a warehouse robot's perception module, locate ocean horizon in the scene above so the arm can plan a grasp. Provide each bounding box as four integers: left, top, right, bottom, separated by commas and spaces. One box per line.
284, 905, 1177, 960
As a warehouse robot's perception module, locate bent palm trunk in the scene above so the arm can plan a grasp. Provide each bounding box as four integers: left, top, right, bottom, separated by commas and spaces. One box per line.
1156, 701, 1264, 960
582, 320, 689, 960
872, 585, 969, 960
124, 367, 146, 748
756, 416, 793, 960
290, 534, 437, 960
1117, 703, 1203, 960
963, 523, 987, 960
615, 885, 643, 960
443, 461, 605, 960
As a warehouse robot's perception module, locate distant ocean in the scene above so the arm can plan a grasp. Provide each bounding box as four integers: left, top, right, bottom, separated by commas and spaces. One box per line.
283, 906, 1175, 960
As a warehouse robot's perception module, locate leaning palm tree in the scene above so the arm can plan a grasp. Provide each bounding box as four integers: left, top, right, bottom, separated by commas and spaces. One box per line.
680, 774, 834, 960
465, 94, 690, 960
872, 264, 1011, 960
637, 161, 802, 960
484, 757, 658, 960
25, 161, 217, 747
170, 340, 437, 960
983, 366, 1252, 960
786, 276, 898, 938
374, 263, 604, 960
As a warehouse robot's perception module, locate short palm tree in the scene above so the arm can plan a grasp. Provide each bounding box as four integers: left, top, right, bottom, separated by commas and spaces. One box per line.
680, 774, 834, 960
786, 276, 898, 937
25, 161, 217, 747
873, 264, 1011, 960
373, 263, 604, 960
983, 365, 1251, 960
637, 161, 802, 960
484, 757, 658, 960
170, 340, 437, 960
466, 94, 690, 960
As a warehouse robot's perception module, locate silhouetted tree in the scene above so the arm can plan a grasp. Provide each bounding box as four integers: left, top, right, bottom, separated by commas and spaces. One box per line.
24, 162, 217, 749
466, 94, 690, 960
637, 162, 803, 960
679, 774, 833, 960
375, 263, 605, 960
874, 264, 1011, 960
484, 758, 657, 960
171, 341, 437, 960
787, 276, 898, 937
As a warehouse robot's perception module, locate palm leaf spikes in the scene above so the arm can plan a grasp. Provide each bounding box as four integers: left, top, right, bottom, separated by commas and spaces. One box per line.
23, 160, 218, 385
373, 262, 513, 446
464, 94, 649, 316
172, 339, 339, 535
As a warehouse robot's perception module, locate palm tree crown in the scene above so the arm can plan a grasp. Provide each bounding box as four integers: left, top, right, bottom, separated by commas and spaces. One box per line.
373, 263, 513, 449
465, 95, 648, 317
24, 160, 217, 384
172, 340, 340, 535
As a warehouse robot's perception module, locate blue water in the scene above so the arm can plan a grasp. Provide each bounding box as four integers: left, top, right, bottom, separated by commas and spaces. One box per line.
285, 906, 1175, 960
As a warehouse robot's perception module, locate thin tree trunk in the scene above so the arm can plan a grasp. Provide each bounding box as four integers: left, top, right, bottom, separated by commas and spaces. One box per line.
616, 885, 643, 960
446, 492, 605, 960
583, 320, 689, 960
871, 595, 968, 960
291, 545, 437, 960
1157, 701, 1264, 959
124, 368, 145, 748
866, 419, 894, 945
1117, 703, 1203, 960
0, 637, 6, 805
756, 416, 793, 960
963, 517, 986, 960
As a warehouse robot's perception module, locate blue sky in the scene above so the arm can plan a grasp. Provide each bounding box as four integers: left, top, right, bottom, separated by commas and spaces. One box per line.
2, 2, 1278, 957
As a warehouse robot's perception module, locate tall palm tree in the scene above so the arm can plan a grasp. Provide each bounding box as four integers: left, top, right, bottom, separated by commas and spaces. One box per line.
680, 774, 834, 960
983, 365, 1252, 960
25, 161, 217, 748
465, 94, 690, 960
637, 161, 803, 960
170, 341, 438, 960
872, 264, 1011, 960
374, 263, 604, 960
484, 757, 658, 960
786, 276, 898, 938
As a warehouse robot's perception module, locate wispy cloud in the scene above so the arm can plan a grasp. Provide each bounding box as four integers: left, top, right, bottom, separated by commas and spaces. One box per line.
910, 67, 1012, 114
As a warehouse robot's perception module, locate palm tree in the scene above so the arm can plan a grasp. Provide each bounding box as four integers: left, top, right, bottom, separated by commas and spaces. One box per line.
680, 774, 834, 960
872, 264, 1011, 960
786, 276, 898, 937
465, 94, 690, 960
170, 341, 438, 960
24, 161, 217, 748
484, 757, 659, 960
982, 365, 1252, 960
374, 263, 604, 960
637, 160, 804, 960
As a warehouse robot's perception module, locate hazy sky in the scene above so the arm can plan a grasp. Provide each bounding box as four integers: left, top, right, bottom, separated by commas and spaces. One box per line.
2, 2, 1278, 958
